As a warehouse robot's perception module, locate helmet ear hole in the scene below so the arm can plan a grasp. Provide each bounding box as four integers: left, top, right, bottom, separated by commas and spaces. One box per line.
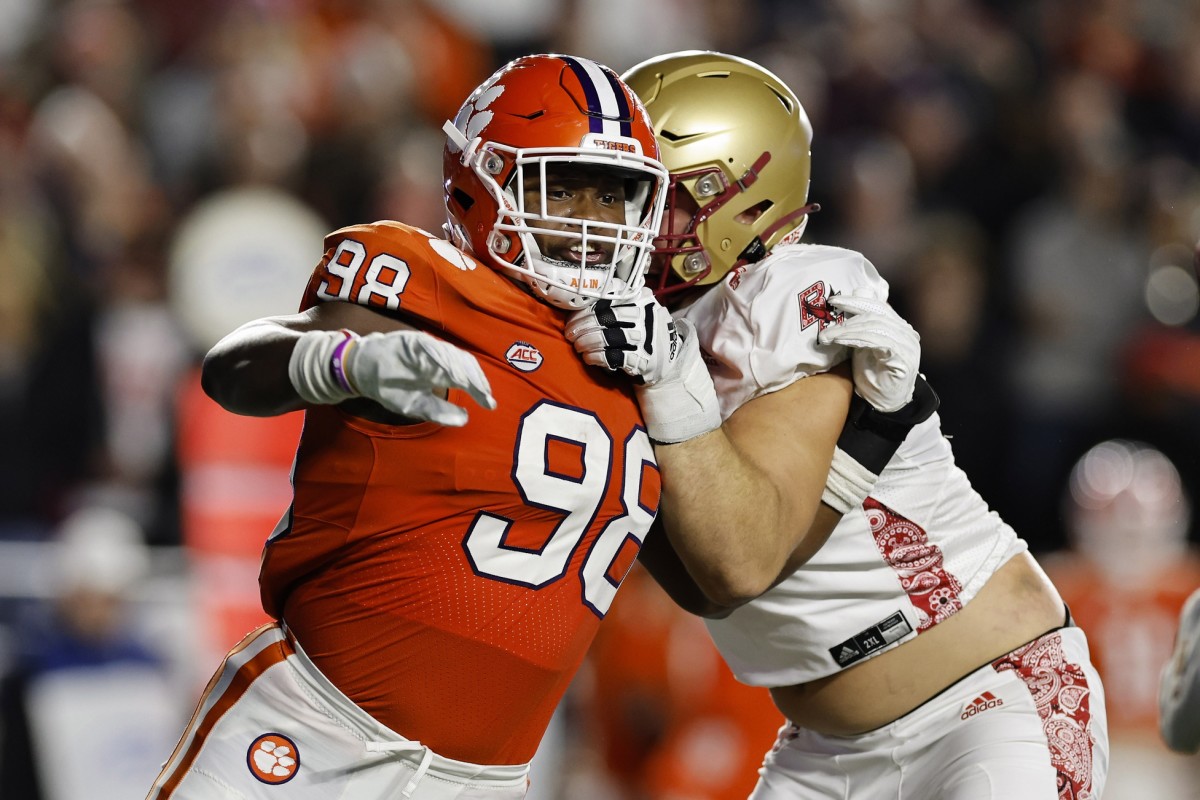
735, 199, 773, 224
452, 187, 475, 213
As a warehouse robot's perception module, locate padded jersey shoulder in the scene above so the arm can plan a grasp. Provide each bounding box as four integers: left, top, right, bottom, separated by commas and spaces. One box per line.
301, 220, 510, 332
680, 243, 891, 418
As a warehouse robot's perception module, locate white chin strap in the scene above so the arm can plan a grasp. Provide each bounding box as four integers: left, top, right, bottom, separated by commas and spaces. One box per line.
515, 255, 634, 311
504, 227, 641, 310
526, 276, 599, 310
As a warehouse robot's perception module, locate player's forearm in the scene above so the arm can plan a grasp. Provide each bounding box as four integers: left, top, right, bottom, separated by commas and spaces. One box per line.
202, 319, 307, 416
202, 302, 426, 418
655, 371, 849, 606
642, 447, 838, 617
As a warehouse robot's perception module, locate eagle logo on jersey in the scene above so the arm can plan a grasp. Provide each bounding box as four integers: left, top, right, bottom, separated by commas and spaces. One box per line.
247, 733, 300, 784
506, 341, 544, 372
798, 282, 845, 332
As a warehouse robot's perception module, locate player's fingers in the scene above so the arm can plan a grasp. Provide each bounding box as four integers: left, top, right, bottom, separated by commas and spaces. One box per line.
576, 347, 617, 371
456, 375, 496, 411
593, 301, 641, 329
571, 328, 629, 357
818, 321, 898, 352
401, 393, 471, 427
826, 294, 889, 317
422, 341, 496, 410
564, 311, 605, 343
446, 356, 497, 410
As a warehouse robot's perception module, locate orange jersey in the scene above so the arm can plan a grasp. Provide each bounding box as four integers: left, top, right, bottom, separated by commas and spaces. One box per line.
585, 565, 785, 800
259, 222, 660, 765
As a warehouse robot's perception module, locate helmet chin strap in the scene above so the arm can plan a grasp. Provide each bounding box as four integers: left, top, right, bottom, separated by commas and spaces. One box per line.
506, 236, 608, 311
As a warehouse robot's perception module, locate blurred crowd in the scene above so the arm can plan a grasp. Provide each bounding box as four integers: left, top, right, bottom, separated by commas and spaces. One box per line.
0, 0, 1198, 798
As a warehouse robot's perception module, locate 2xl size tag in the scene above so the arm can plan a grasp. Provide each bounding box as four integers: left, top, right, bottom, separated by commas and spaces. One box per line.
828, 611, 913, 668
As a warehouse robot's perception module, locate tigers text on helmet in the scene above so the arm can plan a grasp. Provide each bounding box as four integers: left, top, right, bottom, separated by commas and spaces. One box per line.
622, 51, 817, 300
443, 54, 668, 310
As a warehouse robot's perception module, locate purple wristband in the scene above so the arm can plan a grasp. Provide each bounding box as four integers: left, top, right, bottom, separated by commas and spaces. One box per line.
331, 331, 356, 394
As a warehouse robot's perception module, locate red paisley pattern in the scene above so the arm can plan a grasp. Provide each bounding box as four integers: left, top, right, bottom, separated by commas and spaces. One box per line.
992, 632, 1096, 800
863, 498, 963, 631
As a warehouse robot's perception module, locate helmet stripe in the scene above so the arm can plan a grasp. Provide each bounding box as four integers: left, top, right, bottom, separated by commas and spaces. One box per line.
598, 67, 634, 138
560, 56, 631, 138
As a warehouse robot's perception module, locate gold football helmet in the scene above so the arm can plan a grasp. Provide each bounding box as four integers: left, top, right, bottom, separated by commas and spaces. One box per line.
623, 51, 817, 298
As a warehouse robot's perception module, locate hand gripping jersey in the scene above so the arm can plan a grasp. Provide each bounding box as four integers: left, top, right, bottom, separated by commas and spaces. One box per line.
259, 222, 660, 765
679, 244, 1025, 687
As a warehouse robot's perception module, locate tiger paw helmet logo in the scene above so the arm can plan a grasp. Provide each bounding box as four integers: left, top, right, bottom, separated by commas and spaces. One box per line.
248, 733, 300, 784
450, 79, 505, 151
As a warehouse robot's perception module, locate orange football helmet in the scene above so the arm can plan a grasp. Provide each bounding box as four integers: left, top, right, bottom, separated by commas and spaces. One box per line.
443, 54, 668, 309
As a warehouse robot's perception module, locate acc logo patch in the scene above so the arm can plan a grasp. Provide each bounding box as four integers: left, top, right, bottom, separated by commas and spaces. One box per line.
248, 732, 300, 785
506, 341, 544, 372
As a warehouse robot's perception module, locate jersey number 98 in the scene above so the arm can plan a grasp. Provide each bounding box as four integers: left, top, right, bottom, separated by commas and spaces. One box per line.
462, 402, 657, 617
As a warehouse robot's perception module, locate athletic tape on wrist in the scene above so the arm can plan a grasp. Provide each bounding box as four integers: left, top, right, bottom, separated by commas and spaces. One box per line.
820, 446, 879, 514
288, 329, 359, 406
637, 335, 721, 445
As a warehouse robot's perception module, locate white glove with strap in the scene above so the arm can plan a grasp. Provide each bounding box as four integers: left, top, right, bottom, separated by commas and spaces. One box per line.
818, 294, 920, 413
566, 289, 720, 444
288, 328, 495, 426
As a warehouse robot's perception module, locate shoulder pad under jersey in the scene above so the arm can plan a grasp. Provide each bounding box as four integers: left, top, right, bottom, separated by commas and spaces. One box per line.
681, 243, 890, 419
299, 221, 488, 323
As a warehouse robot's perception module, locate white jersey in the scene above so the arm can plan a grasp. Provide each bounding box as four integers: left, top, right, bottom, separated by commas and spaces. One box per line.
679, 243, 1026, 687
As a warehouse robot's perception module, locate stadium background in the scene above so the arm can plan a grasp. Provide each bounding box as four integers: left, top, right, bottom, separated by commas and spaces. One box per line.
0, 0, 1198, 797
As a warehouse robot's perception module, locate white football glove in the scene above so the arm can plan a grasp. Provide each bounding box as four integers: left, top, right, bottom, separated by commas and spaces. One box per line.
817, 294, 920, 413
564, 287, 680, 384
289, 329, 495, 427
565, 289, 720, 444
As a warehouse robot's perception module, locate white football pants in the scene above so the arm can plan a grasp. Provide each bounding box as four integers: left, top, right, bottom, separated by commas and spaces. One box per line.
147, 623, 530, 799
751, 626, 1109, 799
